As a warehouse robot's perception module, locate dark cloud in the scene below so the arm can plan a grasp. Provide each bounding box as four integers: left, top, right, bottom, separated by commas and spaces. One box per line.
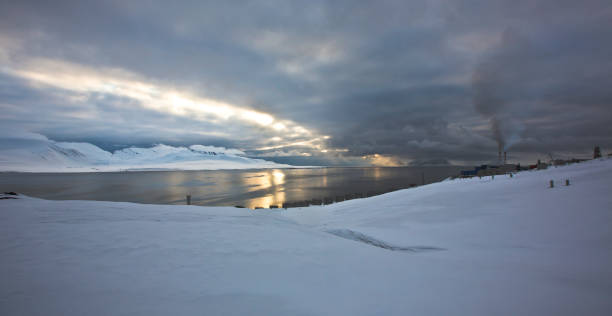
1, 0, 611, 165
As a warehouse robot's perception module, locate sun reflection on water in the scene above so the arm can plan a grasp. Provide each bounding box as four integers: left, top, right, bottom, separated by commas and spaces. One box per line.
244, 169, 286, 209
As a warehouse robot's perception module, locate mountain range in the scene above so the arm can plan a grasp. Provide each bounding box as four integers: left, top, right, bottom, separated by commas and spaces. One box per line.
0, 133, 291, 172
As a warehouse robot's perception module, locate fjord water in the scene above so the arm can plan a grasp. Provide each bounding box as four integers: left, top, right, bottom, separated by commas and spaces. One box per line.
0, 166, 464, 208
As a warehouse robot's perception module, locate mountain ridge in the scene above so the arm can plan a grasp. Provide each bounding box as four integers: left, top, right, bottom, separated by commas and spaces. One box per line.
0, 134, 292, 172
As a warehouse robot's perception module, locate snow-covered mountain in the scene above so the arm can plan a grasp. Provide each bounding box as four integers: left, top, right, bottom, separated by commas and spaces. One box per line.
0, 133, 291, 172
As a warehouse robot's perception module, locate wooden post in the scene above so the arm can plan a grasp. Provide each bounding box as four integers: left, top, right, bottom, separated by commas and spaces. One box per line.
565, 179, 570, 186
549, 180, 554, 188
186, 194, 191, 205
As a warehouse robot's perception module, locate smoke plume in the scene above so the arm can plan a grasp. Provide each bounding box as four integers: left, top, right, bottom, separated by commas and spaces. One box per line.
472, 29, 527, 153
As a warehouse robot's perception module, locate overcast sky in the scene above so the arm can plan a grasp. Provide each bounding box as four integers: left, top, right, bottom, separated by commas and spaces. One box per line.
1, 0, 611, 166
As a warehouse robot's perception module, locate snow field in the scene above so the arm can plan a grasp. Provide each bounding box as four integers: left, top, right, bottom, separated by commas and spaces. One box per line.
1, 158, 611, 315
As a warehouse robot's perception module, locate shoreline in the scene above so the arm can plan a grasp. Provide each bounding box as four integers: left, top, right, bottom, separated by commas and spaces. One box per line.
0, 166, 466, 209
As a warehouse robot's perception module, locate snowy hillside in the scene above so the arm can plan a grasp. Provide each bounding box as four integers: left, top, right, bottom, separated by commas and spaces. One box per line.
0, 133, 291, 172
1, 158, 611, 315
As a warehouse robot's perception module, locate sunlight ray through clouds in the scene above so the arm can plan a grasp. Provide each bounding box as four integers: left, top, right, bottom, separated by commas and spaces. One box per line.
3, 57, 329, 154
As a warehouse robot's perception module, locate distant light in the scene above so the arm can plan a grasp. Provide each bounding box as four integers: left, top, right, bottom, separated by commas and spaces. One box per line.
272, 122, 287, 131
240, 110, 274, 126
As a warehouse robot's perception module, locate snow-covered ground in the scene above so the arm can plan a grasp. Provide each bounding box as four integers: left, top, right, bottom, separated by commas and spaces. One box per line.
0, 133, 292, 172
1, 158, 612, 315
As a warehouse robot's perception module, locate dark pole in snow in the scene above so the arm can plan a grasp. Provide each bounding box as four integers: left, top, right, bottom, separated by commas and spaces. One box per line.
186, 194, 191, 205
549, 180, 554, 188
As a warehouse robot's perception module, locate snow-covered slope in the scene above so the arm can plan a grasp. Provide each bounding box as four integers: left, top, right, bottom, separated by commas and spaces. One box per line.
0, 134, 291, 172
1, 159, 612, 315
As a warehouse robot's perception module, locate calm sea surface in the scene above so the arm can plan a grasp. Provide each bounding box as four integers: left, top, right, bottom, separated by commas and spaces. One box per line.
0, 166, 465, 208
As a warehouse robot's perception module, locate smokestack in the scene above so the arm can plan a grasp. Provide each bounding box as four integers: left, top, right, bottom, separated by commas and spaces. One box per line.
504, 152, 507, 164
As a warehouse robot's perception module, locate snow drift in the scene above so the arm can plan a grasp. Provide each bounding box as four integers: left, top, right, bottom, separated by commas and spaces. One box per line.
1, 158, 612, 315
0, 133, 291, 172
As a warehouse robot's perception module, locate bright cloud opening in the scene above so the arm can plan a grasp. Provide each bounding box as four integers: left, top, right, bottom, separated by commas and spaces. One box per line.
1, 56, 335, 154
